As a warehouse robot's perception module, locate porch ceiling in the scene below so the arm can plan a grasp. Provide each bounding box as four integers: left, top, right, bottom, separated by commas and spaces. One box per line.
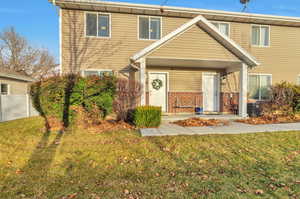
146, 57, 242, 69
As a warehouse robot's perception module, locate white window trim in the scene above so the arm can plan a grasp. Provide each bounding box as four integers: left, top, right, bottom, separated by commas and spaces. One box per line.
81, 69, 113, 77
248, 73, 272, 101
0, 83, 10, 95
297, 75, 300, 85
211, 21, 230, 37
137, 15, 163, 41
85, 12, 112, 39
251, 24, 271, 48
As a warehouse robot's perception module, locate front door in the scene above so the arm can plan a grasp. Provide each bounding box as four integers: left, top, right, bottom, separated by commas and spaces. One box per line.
203, 73, 219, 112
149, 72, 167, 112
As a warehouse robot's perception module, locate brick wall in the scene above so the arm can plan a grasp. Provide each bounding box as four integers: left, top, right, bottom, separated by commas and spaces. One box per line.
146, 91, 239, 114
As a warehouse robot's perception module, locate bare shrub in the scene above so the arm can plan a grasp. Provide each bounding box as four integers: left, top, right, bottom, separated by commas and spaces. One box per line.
114, 78, 142, 121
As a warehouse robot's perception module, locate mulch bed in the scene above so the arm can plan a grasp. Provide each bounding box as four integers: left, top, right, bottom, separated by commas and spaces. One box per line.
173, 117, 229, 127
86, 120, 136, 133
236, 115, 300, 125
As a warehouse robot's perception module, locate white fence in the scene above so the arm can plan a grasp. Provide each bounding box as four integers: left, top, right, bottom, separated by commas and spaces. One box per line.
0, 95, 39, 122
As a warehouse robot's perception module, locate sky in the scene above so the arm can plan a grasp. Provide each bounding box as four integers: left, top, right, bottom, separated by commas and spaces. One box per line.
0, 0, 299, 61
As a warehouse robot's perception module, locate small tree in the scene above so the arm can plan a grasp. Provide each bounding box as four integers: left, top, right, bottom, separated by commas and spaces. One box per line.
0, 27, 58, 79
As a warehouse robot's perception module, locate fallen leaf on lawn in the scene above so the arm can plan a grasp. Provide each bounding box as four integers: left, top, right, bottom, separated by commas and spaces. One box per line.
124, 189, 130, 195
255, 189, 264, 195
16, 169, 23, 174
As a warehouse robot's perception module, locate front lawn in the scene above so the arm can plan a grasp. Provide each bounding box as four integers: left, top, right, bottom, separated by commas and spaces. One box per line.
1, 117, 300, 198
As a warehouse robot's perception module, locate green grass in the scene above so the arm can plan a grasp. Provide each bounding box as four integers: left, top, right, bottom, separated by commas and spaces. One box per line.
1, 117, 300, 199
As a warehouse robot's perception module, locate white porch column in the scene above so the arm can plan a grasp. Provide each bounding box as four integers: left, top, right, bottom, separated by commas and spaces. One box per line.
139, 58, 146, 106
239, 63, 248, 118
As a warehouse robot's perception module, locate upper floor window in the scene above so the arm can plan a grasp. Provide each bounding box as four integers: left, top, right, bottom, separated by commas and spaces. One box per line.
82, 69, 113, 77
139, 16, 161, 40
0, 83, 9, 95
248, 74, 272, 101
251, 25, 270, 47
298, 75, 300, 85
212, 22, 230, 36
86, 13, 110, 38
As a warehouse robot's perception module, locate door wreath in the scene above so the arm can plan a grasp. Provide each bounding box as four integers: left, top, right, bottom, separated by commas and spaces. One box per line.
152, 79, 163, 90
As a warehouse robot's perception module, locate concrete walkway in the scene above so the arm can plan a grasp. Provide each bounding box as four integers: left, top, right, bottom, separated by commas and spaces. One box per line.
140, 122, 300, 137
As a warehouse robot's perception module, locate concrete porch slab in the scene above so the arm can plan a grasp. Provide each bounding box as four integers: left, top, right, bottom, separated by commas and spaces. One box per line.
140, 122, 300, 137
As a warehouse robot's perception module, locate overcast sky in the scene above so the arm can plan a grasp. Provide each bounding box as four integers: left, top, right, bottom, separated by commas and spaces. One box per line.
0, 0, 299, 61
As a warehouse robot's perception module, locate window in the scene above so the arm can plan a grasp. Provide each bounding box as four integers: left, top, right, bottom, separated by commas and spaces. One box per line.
82, 69, 113, 77
212, 22, 230, 36
139, 16, 161, 40
0, 83, 9, 95
251, 25, 270, 47
86, 13, 110, 38
248, 74, 272, 100
298, 75, 300, 85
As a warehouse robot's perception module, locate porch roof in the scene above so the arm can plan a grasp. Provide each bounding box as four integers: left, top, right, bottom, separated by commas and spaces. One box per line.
131, 15, 259, 68
146, 57, 242, 70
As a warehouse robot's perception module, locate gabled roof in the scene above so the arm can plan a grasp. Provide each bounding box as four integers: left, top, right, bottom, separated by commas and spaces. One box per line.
131, 15, 259, 68
0, 68, 35, 82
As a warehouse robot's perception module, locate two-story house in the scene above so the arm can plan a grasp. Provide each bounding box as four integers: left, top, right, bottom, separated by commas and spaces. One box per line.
49, 0, 300, 117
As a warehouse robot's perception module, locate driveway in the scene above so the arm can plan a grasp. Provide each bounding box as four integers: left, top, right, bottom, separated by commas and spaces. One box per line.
140, 122, 300, 137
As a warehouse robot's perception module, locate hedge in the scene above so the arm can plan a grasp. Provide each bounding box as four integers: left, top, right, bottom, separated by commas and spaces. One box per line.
133, 106, 161, 128
30, 74, 117, 128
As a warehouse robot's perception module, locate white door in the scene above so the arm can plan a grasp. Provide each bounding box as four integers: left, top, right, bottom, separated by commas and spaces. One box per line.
149, 73, 167, 112
203, 73, 219, 112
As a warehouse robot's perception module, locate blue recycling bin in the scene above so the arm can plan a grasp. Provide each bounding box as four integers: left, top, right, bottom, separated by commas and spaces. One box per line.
195, 107, 203, 115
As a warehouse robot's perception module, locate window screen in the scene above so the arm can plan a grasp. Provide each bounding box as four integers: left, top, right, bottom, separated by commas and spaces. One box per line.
139, 17, 161, 40
248, 74, 272, 100
150, 18, 161, 40
86, 13, 97, 36
86, 13, 110, 37
98, 14, 110, 37
252, 25, 269, 47
139, 17, 149, 39
212, 22, 229, 36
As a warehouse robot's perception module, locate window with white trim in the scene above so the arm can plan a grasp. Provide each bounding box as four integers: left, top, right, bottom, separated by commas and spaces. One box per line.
0, 83, 9, 95
298, 75, 300, 85
139, 16, 161, 40
212, 22, 230, 36
248, 74, 272, 100
82, 69, 113, 77
86, 13, 110, 37
251, 25, 270, 47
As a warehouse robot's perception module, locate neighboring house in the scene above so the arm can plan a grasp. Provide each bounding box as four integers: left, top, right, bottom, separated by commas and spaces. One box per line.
49, 0, 300, 117
0, 68, 37, 122
0, 68, 34, 95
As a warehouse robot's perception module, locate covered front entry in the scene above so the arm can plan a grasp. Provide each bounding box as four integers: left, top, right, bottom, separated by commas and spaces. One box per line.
131, 15, 259, 117
202, 73, 220, 112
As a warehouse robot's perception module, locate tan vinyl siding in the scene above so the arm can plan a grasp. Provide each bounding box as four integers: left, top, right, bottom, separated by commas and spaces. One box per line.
229, 22, 300, 84
61, 9, 300, 85
61, 9, 189, 74
149, 25, 239, 61
0, 77, 29, 95
147, 67, 222, 92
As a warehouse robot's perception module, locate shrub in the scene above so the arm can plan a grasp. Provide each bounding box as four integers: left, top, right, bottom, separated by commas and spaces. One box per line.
30, 74, 117, 129
113, 78, 142, 121
133, 106, 161, 128
262, 82, 299, 117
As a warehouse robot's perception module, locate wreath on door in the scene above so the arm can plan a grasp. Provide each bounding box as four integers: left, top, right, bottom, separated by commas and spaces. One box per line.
152, 79, 163, 90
